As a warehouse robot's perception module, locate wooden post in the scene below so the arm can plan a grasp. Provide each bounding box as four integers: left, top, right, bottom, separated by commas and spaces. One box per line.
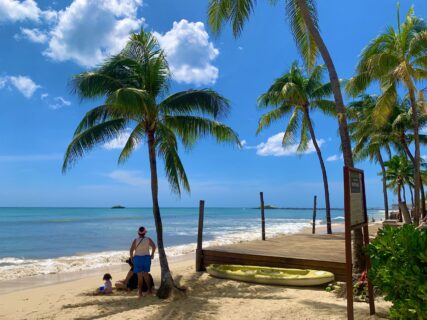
260, 192, 266, 240
312, 195, 317, 234
195, 200, 205, 271
344, 167, 354, 320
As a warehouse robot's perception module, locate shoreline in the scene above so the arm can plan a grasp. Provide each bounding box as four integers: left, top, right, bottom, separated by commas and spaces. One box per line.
0, 223, 343, 296
0, 222, 390, 320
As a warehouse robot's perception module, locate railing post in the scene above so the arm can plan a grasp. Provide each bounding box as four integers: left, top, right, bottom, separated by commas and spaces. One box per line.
260, 192, 266, 240
312, 195, 317, 234
196, 200, 205, 271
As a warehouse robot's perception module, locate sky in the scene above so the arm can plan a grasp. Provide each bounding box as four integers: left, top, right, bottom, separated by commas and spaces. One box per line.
0, 0, 427, 208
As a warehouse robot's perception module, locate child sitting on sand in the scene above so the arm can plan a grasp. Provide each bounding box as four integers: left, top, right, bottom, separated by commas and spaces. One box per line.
96, 273, 113, 294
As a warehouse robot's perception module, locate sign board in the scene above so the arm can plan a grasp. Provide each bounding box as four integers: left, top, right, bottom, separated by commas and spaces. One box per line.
349, 170, 367, 227
343, 166, 375, 320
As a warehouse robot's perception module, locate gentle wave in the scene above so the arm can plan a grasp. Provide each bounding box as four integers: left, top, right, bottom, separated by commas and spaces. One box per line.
0, 220, 310, 281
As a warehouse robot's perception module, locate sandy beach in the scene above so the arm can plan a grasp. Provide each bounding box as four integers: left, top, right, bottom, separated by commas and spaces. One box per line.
0, 224, 391, 320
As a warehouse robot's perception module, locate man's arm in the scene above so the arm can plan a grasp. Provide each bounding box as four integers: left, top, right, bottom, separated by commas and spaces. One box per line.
149, 238, 156, 259
129, 239, 135, 259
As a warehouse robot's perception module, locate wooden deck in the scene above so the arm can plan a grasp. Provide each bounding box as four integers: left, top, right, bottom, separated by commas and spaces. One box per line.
201, 232, 347, 281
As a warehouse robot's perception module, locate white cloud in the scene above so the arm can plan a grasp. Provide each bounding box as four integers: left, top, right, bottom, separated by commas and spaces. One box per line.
253, 132, 324, 157
44, 0, 144, 67
107, 170, 148, 187
154, 19, 219, 86
0, 75, 41, 98
0, 153, 62, 162
326, 154, 343, 162
19, 28, 48, 43
47, 96, 71, 110
240, 139, 247, 147
102, 128, 139, 150
0, 0, 41, 23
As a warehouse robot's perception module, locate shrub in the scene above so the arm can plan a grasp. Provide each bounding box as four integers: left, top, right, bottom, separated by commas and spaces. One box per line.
367, 225, 427, 319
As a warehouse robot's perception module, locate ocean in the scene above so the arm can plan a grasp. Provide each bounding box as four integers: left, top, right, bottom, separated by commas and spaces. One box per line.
0, 207, 384, 281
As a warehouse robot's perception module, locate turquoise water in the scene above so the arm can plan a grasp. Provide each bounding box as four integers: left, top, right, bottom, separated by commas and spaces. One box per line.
0, 207, 384, 280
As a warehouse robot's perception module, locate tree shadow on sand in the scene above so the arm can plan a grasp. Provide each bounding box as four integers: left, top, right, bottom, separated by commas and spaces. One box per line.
62, 271, 301, 320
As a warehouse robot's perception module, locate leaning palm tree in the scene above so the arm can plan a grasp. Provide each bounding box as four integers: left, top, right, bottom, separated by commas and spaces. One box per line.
62, 30, 240, 298
347, 95, 391, 220
346, 6, 427, 224
207, 0, 366, 272
257, 63, 335, 233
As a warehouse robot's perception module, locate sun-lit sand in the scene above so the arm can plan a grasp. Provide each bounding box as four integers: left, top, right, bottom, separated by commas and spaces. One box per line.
0, 225, 391, 320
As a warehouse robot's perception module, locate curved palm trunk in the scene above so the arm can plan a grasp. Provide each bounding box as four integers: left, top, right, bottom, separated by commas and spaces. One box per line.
304, 107, 332, 234
401, 136, 425, 223
408, 89, 421, 225
376, 151, 389, 220
402, 185, 407, 203
147, 131, 174, 298
295, 0, 364, 272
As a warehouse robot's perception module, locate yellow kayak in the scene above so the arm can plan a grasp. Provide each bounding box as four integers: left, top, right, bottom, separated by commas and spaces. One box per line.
206, 264, 334, 286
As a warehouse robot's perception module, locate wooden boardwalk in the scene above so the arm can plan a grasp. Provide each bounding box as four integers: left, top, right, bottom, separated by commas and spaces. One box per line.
201, 232, 347, 281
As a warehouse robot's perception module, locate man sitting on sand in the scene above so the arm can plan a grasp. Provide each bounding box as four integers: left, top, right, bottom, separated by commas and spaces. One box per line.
129, 226, 156, 298
115, 258, 154, 292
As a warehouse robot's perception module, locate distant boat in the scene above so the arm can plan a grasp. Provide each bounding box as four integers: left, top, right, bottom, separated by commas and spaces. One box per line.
111, 205, 125, 209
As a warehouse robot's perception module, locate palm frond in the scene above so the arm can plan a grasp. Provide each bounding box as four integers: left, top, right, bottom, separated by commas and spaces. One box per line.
63, 119, 127, 173
165, 115, 240, 148
159, 90, 230, 118
156, 124, 190, 195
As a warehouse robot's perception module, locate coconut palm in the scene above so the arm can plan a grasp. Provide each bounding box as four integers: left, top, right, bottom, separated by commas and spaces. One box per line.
384, 155, 415, 223
347, 95, 391, 220
62, 30, 240, 298
207, 0, 366, 272
257, 63, 335, 233
346, 7, 427, 224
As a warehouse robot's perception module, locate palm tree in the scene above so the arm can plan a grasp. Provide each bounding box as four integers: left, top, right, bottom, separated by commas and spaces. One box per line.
207, 0, 366, 272
62, 30, 240, 298
347, 95, 391, 220
384, 154, 414, 223
257, 63, 335, 233
346, 7, 427, 224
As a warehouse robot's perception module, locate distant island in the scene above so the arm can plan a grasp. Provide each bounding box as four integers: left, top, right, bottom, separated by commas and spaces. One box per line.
255, 204, 280, 209
111, 205, 125, 209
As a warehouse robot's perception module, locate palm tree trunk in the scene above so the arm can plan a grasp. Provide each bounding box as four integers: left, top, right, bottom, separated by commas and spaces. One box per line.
401, 135, 425, 223
304, 107, 332, 234
385, 144, 392, 161
409, 186, 414, 207
398, 184, 403, 222
402, 185, 407, 203
376, 151, 389, 220
295, 0, 364, 272
147, 130, 174, 298
408, 88, 421, 225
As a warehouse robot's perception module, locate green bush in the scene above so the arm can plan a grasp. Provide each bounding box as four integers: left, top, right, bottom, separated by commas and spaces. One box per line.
367, 225, 427, 319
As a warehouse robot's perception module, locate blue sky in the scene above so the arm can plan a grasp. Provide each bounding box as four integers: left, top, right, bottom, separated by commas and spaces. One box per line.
0, 0, 426, 208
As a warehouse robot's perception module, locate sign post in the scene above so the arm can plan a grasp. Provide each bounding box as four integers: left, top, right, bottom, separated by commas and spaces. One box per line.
343, 167, 375, 320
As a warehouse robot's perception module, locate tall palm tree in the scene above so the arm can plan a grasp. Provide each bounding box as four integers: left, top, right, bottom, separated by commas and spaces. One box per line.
62, 30, 240, 298
384, 154, 415, 223
346, 7, 427, 224
257, 63, 335, 233
207, 0, 366, 272
347, 95, 391, 220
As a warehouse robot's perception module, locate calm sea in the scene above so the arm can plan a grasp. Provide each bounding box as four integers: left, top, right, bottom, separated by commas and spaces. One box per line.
0, 207, 384, 281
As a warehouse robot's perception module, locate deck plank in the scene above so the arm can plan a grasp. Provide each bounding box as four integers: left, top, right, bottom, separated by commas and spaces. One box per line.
201, 232, 347, 281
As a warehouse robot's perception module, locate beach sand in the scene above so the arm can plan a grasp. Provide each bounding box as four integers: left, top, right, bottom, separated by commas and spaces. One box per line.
0, 224, 391, 320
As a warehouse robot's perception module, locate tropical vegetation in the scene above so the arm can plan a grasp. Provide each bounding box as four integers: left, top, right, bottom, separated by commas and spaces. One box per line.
62, 30, 240, 298
367, 225, 427, 319
257, 62, 335, 233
